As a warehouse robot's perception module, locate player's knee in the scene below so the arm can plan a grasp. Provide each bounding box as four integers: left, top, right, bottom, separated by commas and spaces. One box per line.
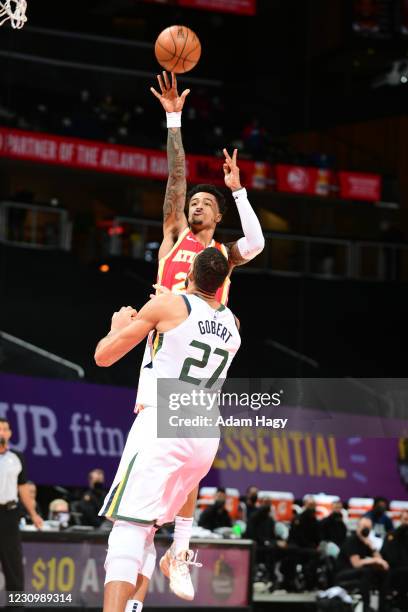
104, 521, 153, 585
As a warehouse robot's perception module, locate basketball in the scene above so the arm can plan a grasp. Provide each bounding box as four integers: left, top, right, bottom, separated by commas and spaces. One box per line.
154, 25, 201, 74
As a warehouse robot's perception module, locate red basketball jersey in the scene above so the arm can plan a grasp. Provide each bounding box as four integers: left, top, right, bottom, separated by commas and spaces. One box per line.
157, 227, 231, 305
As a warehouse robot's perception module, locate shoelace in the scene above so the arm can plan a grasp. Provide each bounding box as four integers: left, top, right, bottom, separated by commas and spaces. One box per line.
174, 550, 203, 576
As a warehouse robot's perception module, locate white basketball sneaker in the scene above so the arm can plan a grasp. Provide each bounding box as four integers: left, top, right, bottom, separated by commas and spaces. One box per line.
159, 545, 202, 601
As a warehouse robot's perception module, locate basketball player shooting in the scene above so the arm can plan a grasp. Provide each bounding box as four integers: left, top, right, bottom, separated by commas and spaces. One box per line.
136, 70, 264, 599
95, 248, 241, 612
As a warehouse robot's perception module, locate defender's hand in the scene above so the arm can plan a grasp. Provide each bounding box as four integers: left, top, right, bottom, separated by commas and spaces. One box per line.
150, 71, 190, 113
223, 148, 242, 192
111, 306, 137, 331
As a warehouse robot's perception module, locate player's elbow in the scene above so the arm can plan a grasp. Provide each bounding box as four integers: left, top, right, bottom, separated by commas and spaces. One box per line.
94, 350, 112, 368
256, 234, 265, 253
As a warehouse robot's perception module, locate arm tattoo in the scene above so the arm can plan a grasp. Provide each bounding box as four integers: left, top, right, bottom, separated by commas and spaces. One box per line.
225, 241, 247, 268
163, 127, 187, 223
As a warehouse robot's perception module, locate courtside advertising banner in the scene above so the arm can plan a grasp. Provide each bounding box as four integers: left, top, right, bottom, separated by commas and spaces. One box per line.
0, 539, 252, 607
1, 373, 408, 499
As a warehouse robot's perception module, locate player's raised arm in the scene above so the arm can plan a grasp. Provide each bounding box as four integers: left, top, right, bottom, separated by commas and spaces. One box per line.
151, 71, 190, 257
222, 148, 265, 268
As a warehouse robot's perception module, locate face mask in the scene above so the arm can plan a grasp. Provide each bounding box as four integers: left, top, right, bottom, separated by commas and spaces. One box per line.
93, 482, 104, 491
249, 494, 258, 504
214, 500, 225, 510
360, 527, 370, 537
0, 437, 6, 446
375, 507, 385, 516
52, 512, 69, 527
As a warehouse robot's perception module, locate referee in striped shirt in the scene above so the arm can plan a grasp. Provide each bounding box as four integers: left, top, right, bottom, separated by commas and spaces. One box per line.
0, 418, 43, 594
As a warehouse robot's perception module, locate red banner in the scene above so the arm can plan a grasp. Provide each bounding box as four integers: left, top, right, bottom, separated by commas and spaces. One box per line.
275, 164, 333, 197
0, 128, 381, 201
0, 127, 271, 190
178, 0, 256, 15
338, 171, 382, 202
142, 0, 256, 15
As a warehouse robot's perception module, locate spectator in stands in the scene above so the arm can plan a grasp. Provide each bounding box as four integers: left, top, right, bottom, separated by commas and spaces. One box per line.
242, 485, 258, 520
320, 501, 347, 547
198, 487, 232, 532
242, 118, 267, 158
336, 517, 390, 612
76, 468, 107, 527
245, 499, 289, 587
48, 498, 71, 529
365, 496, 394, 538
281, 495, 322, 591
381, 509, 408, 610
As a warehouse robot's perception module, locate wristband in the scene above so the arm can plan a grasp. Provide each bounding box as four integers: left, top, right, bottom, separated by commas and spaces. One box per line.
166, 111, 182, 128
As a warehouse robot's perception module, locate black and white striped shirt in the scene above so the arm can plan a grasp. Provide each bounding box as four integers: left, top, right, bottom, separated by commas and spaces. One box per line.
0, 449, 27, 504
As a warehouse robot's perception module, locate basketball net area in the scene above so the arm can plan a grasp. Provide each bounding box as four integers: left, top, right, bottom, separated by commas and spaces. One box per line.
0, 0, 27, 29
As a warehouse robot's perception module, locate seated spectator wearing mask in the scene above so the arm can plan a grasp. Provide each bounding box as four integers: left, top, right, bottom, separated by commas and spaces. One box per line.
198, 488, 232, 531
77, 468, 107, 527
320, 500, 347, 547
364, 497, 393, 538
336, 517, 390, 612
281, 495, 322, 591
48, 499, 71, 529
243, 486, 258, 520
381, 509, 408, 610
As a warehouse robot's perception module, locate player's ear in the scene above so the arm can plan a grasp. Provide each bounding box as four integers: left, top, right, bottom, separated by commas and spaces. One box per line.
215, 212, 222, 224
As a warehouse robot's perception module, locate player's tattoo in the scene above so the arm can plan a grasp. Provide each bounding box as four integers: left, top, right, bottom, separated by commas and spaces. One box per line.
225, 241, 247, 268
163, 127, 186, 223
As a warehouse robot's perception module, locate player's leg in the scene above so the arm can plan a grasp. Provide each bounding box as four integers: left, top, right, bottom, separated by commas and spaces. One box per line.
103, 521, 154, 612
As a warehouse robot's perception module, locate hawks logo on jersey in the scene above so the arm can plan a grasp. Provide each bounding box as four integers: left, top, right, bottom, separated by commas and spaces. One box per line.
157, 227, 231, 305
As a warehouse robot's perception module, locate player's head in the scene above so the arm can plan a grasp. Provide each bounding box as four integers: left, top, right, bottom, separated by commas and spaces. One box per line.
186, 184, 227, 232
187, 247, 229, 296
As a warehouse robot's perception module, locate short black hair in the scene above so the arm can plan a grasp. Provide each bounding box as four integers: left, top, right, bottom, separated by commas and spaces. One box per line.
187, 184, 227, 216
217, 487, 226, 494
374, 496, 388, 507
193, 247, 229, 294
0, 418, 10, 426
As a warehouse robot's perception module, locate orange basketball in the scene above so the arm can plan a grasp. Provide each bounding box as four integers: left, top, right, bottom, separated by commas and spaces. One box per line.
154, 25, 201, 74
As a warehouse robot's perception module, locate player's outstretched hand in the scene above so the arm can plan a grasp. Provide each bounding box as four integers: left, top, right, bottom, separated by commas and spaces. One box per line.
111, 306, 138, 331
150, 71, 190, 113
223, 148, 243, 192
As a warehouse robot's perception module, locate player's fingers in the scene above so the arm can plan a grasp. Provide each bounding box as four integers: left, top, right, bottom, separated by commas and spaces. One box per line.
150, 87, 162, 99
163, 71, 170, 90
171, 71, 176, 89
223, 163, 229, 175
180, 88, 190, 101
232, 148, 238, 164
223, 148, 232, 163
157, 74, 165, 93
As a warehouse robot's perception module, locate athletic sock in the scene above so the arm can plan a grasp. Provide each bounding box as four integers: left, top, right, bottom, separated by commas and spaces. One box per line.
125, 600, 143, 612
173, 516, 193, 554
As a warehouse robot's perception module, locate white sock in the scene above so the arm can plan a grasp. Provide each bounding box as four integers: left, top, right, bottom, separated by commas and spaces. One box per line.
125, 600, 143, 612
173, 516, 193, 554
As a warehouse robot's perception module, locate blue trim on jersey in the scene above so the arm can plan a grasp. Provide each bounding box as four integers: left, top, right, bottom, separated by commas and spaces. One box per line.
181, 294, 192, 315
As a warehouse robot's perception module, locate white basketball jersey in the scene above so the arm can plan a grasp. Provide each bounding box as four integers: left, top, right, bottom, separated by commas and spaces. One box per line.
136, 294, 241, 407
